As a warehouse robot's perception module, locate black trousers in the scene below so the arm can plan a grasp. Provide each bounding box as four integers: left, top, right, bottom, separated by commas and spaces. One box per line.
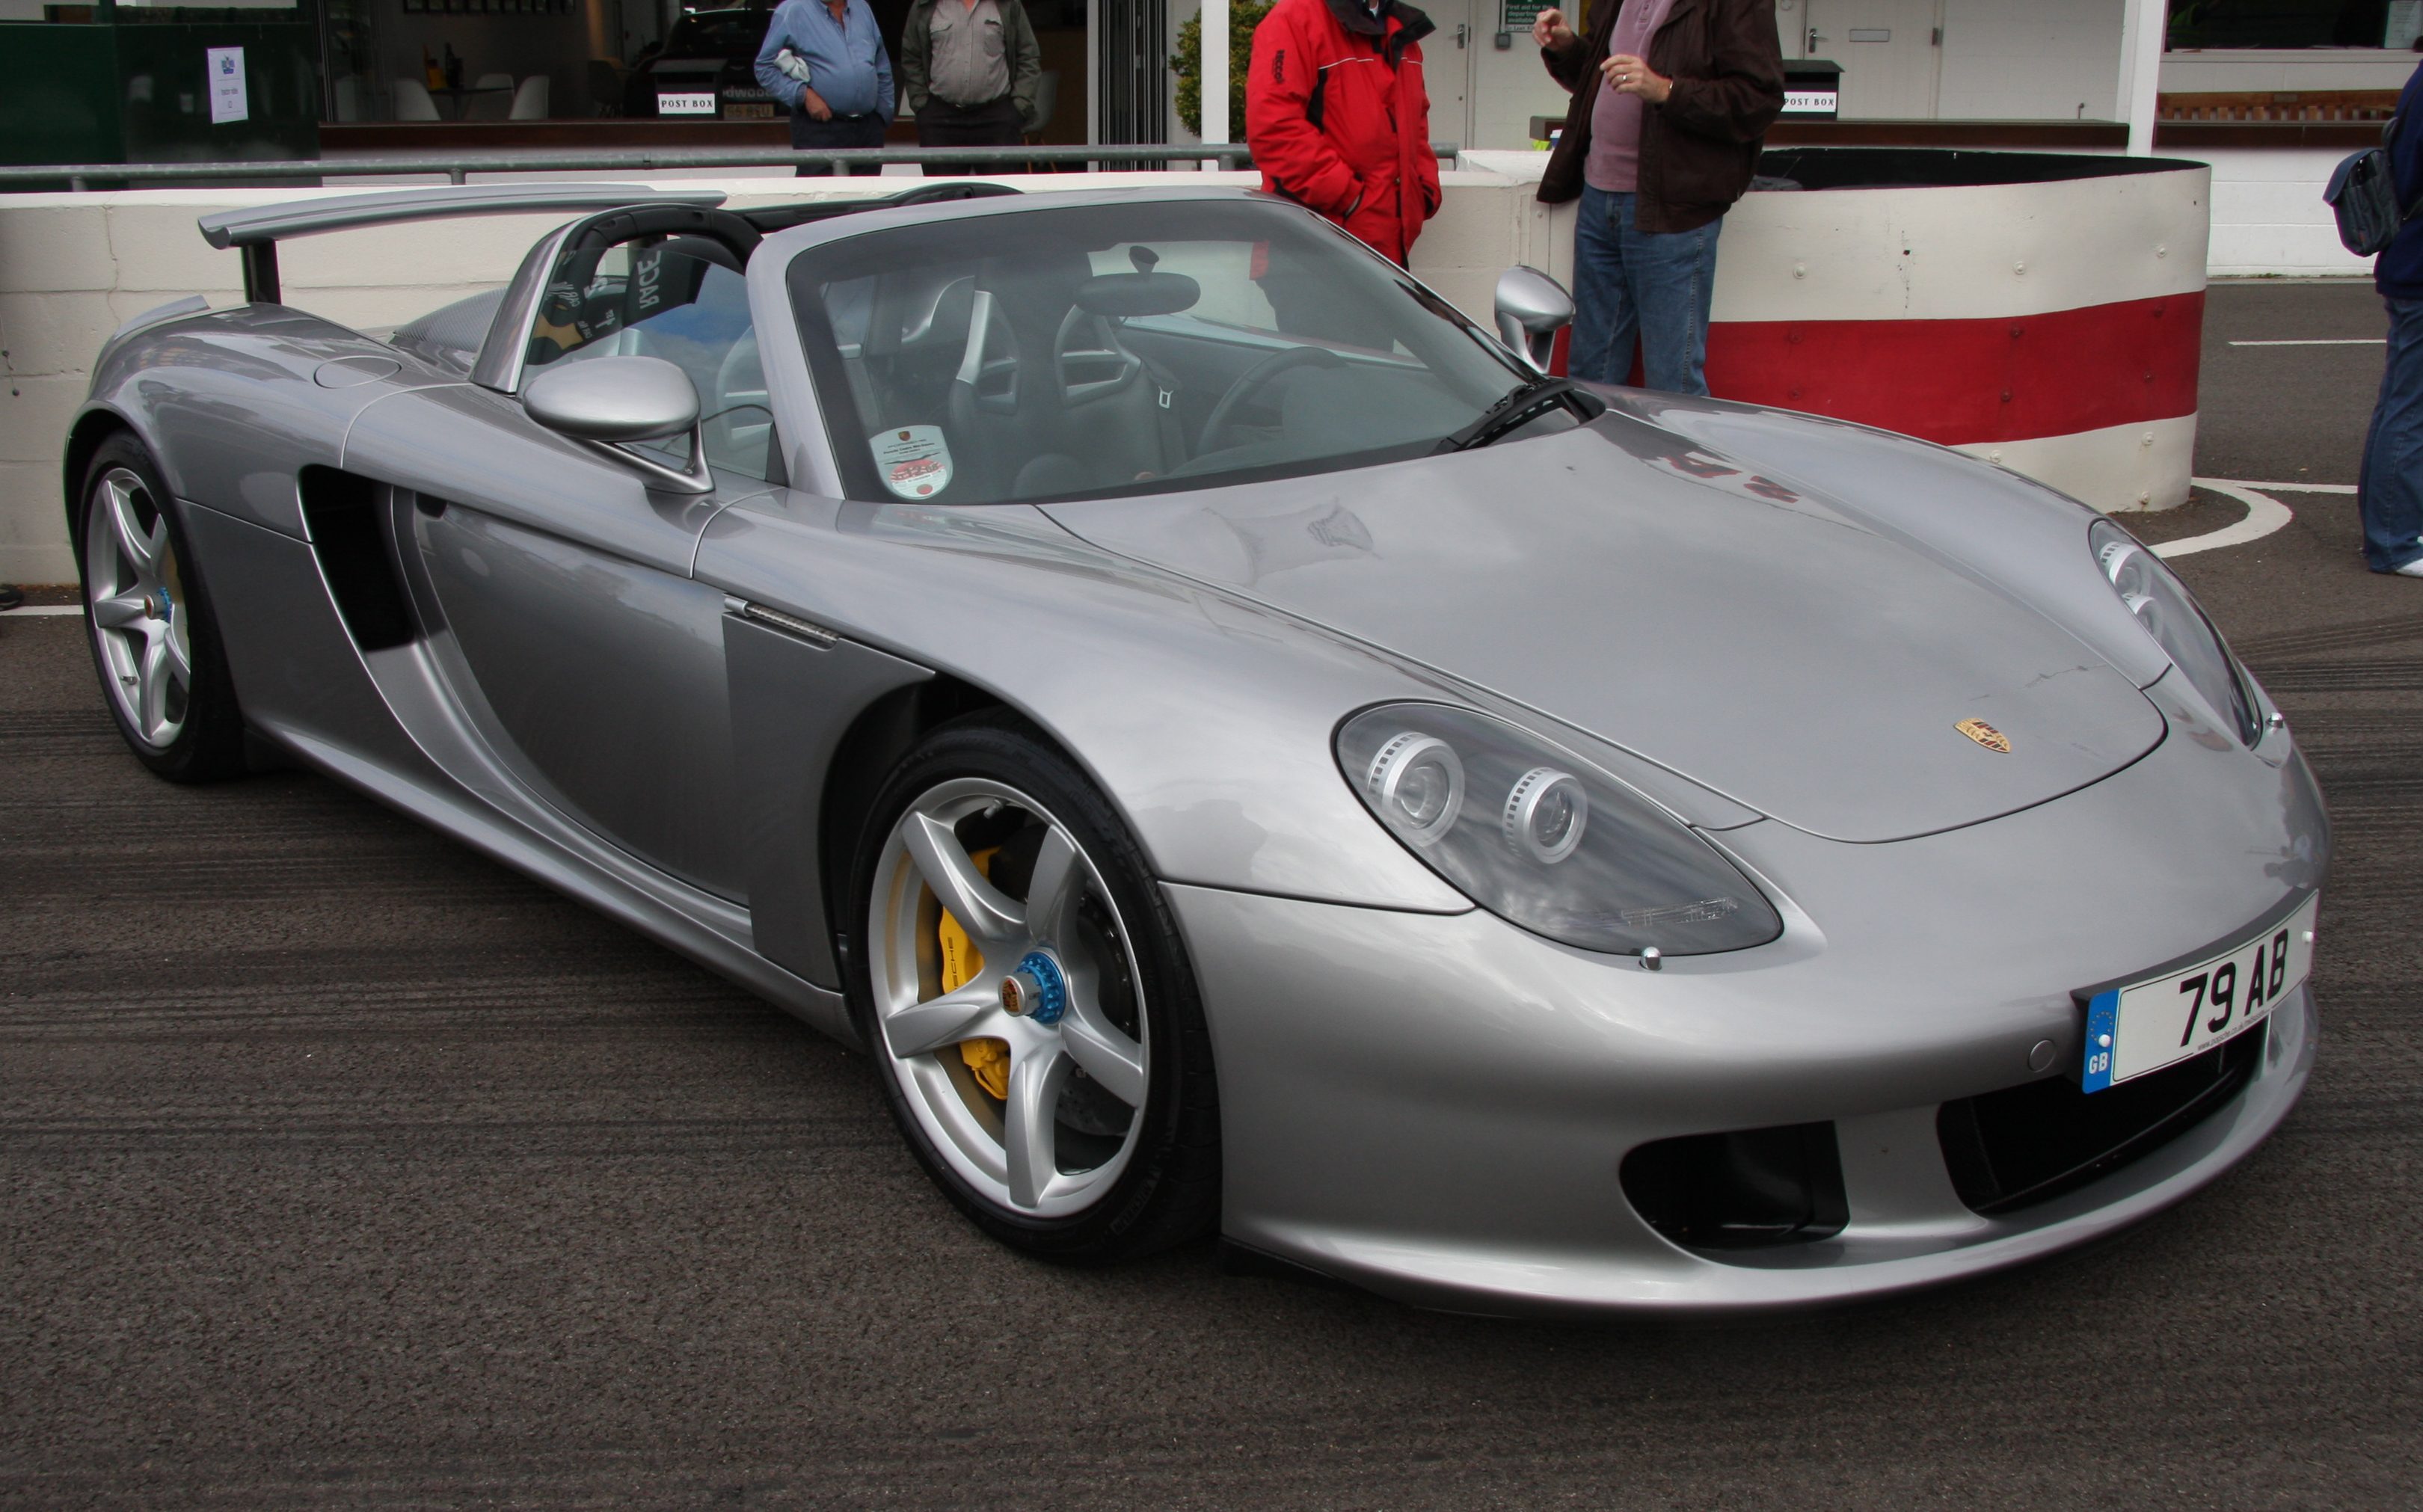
790, 111, 888, 176
915, 96, 1025, 176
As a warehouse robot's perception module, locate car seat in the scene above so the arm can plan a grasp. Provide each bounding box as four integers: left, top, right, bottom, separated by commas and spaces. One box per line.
948, 251, 1188, 500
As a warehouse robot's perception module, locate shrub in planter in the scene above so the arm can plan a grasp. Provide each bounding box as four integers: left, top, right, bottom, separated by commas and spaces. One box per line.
1171, 0, 1273, 141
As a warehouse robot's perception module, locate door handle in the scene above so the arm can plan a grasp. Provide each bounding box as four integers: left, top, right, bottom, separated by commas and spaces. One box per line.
1455, 22, 1470, 47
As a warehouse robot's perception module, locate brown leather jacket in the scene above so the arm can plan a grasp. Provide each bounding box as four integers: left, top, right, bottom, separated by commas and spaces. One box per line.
1537, 0, 1784, 233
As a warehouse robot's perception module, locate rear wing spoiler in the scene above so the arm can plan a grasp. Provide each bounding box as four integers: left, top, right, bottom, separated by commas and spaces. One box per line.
197, 183, 731, 304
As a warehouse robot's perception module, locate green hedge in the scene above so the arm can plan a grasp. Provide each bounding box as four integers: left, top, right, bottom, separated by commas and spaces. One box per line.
1170, 0, 1274, 141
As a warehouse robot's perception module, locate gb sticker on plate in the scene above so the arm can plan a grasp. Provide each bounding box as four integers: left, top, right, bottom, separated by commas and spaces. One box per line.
872, 425, 953, 500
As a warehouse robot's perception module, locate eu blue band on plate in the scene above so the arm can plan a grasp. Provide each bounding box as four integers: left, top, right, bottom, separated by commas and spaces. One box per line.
2082, 989, 2119, 1093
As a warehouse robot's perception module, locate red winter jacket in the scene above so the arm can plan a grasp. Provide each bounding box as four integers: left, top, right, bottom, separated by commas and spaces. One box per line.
1245, 0, 1440, 265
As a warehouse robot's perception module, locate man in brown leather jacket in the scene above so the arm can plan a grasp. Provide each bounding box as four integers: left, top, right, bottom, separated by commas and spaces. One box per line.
1532, 0, 1781, 393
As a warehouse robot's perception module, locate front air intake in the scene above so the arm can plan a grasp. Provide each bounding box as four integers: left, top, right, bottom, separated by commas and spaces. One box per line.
1938, 1025, 2264, 1217
1621, 1121, 1849, 1250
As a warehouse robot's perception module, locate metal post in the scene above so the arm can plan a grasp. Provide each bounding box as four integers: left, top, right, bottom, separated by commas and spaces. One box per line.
1201, 0, 1229, 150
2116, 0, 2164, 159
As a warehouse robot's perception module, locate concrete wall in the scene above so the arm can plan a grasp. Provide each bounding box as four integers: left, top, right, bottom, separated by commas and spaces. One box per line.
2201, 145, 2376, 279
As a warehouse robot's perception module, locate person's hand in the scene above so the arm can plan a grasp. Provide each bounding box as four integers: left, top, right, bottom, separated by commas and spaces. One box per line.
1600, 52, 1672, 104
1531, 7, 1576, 52
801, 86, 834, 121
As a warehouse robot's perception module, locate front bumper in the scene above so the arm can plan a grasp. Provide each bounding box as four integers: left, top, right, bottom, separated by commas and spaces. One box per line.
1167, 695, 2327, 1317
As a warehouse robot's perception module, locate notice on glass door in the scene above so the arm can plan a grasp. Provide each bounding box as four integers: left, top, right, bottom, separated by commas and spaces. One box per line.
207, 47, 248, 124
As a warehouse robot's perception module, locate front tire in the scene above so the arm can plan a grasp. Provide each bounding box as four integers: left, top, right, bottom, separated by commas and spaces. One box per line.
847, 714, 1220, 1261
76, 434, 247, 781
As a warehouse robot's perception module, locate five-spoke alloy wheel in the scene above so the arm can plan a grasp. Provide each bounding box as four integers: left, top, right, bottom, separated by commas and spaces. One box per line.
850, 716, 1218, 1260
77, 434, 246, 781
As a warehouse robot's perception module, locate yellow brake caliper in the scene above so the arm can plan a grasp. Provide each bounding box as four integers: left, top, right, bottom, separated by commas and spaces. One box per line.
939, 846, 1012, 1099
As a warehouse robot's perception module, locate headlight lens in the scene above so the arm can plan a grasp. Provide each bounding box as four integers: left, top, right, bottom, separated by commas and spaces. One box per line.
2089, 519, 2256, 743
1366, 731, 1465, 844
1339, 704, 1783, 956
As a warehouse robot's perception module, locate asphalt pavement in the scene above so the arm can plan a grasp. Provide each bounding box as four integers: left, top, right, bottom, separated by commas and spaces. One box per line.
4, 280, 2419, 1508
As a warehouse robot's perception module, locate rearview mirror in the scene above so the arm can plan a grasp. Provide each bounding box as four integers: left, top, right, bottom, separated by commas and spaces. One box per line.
522, 354, 711, 491
1494, 266, 1575, 375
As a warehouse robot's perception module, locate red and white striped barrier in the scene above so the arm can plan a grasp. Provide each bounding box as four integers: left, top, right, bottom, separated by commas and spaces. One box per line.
1702, 159, 2208, 512
1507, 153, 2209, 514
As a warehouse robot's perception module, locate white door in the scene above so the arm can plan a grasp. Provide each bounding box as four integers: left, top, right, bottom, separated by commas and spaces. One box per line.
1804, 0, 1941, 120
1417, 0, 1475, 149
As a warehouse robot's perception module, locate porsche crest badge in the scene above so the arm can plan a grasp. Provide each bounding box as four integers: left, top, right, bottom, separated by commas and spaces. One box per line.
1956, 718, 2011, 754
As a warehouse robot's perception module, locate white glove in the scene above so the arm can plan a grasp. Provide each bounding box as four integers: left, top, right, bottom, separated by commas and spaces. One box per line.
773, 47, 813, 86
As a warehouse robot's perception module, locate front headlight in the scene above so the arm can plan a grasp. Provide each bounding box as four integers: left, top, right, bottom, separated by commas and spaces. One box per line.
2089, 519, 2257, 743
1338, 704, 1784, 957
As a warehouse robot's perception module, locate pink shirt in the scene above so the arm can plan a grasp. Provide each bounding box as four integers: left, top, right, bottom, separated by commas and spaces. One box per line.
1583, 0, 1678, 194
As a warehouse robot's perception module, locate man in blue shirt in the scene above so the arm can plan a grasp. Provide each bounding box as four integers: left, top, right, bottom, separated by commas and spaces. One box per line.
2362, 51, 2423, 574
755, 0, 897, 176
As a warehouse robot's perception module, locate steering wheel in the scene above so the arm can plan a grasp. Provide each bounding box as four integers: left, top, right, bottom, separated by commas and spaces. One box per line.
1197, 345, 1349, 455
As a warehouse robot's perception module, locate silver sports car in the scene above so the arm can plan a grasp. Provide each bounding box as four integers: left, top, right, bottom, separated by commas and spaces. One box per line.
63, 181, 2327, 1315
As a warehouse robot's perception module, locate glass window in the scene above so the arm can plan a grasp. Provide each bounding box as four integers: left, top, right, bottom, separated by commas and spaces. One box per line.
526, 235, 771, 481
2169, 0, 2422, 49
786, 198, 1564, 505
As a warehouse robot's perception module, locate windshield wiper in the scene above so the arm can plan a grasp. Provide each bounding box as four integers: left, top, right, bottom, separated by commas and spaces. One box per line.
1433, 375, 1593, 454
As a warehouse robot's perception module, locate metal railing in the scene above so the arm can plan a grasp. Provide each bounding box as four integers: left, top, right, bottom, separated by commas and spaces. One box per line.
0, 141, 1466, 191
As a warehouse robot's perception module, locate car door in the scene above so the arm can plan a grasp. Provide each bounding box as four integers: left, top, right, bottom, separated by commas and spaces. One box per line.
344, 232, 775, 900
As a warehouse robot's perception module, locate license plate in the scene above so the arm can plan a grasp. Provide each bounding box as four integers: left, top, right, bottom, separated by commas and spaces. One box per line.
723, 102, 776, 119
657, 91, 717, 115
2082, 894, 2318, 1092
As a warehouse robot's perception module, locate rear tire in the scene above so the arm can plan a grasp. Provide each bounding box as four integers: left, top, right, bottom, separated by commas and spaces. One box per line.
846, 713, 1220, 1262
76, 434, 248, 782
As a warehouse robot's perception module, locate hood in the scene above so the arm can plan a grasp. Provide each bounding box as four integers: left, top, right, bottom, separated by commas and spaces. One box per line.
1042, 416, 2164, 843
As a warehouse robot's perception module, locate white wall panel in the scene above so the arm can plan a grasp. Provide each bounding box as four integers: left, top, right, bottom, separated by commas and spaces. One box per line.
2161, 49, 2421, 93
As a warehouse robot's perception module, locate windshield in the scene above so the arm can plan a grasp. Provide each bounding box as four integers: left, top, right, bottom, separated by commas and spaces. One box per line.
786, 198, 1566, 505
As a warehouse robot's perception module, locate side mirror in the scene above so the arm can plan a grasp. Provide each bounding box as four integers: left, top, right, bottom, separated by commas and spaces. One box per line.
523, 354, 711, 491
1493, 265, 1575, 375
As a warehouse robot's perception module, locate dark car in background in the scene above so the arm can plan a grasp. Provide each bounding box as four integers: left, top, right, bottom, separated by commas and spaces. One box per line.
623, 3, 783, 120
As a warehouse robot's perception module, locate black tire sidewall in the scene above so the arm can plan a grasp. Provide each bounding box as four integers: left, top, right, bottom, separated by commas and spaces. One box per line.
76, 434, 247, 782
844, 713, 1217, 1262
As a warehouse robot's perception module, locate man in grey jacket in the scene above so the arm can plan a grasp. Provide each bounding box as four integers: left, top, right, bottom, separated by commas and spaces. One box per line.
898, 0, 1042, 174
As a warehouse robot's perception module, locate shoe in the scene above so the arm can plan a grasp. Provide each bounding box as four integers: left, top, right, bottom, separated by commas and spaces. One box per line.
0, 584, 22, 611
2398, 559, 2423, 577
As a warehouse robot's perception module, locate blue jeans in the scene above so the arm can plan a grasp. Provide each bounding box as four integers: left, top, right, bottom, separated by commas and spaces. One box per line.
2362, 295, 2423, 571
1568, 185, 1722, 395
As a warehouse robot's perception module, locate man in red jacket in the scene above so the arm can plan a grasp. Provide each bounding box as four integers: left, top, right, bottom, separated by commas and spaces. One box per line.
1244, 0, 1440, 267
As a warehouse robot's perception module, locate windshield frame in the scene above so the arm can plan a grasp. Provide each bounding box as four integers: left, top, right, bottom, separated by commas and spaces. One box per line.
769, 190, 1547, 507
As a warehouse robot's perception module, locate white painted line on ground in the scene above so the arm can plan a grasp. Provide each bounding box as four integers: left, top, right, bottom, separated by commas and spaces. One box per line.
2204, 479, 2356, 494
2227, 338, 2386, 347
2163, 479, 2296, 559
1, 605, 84, 616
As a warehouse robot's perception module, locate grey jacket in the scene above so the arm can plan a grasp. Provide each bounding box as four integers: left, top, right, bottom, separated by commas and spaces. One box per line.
899, 0, 1042, 127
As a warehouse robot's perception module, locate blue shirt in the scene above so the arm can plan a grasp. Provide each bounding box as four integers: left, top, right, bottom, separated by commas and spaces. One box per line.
755, 0, 895, 120
2381, 60, 2423, 301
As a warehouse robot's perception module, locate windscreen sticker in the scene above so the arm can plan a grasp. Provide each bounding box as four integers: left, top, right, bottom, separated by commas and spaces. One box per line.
872, 425, 953, 500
